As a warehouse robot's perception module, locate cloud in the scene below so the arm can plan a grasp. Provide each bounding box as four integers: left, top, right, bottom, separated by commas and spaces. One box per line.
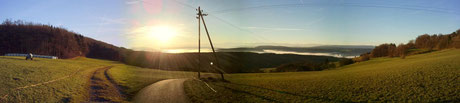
246, 26, 305, 31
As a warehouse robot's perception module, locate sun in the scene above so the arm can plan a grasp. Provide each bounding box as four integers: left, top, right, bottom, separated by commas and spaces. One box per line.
148, 26, 177, 44
128, 25, 180, 49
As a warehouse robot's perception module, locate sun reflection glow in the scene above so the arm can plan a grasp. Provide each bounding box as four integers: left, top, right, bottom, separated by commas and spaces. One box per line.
148, 26, 177, 44
129, 25, 179, 49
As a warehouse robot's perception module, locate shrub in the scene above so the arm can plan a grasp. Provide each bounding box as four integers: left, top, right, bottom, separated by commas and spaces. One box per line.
338, 58, 354, 66
353, 53, 370, 62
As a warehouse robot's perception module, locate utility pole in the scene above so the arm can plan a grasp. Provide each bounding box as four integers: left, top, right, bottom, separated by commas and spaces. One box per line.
196, 6, 225, 80
196, 7, 201, 78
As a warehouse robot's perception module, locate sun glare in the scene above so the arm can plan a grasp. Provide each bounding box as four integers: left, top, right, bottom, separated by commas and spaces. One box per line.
148, 26, 177, 44
129, 25, 181, 49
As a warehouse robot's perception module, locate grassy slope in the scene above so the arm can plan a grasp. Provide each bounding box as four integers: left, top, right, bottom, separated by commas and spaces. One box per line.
184, 49, 460, 102
0, 56, 118, 102
0, 55, 197, 102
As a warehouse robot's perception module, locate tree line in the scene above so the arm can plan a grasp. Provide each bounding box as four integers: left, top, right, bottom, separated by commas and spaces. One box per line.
0, 19, 125, 60
354, 29, 460, 62
276, 28, 460, 72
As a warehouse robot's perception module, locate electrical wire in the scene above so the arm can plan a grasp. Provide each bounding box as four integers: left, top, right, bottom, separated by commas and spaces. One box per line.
207, 2, 460, 15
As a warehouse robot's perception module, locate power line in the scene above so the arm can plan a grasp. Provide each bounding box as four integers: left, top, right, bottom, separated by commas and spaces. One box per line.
170, 0, 195, 9
207, 14, 253, 34
133, 0, 195, 9
155, 0, 273, 44
208, 2, 460, 15
207, 14, 273, 43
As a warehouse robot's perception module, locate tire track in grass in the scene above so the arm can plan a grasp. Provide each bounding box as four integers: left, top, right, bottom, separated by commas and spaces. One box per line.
88, 66, 125, 102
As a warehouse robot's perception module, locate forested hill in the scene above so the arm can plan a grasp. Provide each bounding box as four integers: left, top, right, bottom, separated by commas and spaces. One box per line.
0, 20, 126, 60
0, 20, 341, 73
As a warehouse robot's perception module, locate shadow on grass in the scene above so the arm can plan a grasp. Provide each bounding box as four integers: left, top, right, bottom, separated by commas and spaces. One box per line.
216, 82, 352, 102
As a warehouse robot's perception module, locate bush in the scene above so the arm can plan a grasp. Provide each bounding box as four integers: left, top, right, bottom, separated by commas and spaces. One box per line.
353, 53, 370, 62
339, 58, 354, 66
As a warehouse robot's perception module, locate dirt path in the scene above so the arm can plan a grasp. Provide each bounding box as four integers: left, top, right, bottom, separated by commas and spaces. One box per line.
133, 79, 189, 103
88, 66, 125, 102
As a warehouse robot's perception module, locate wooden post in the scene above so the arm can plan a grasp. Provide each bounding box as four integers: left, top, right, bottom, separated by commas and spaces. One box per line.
197, 7, 201, 79
200, 11, 225, 80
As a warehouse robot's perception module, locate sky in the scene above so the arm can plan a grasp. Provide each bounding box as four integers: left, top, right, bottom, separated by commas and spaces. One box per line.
1, 0, 460, 51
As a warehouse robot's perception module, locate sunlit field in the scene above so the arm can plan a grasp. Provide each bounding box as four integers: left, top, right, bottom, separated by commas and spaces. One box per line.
2, 0, 460, 102
184, 49, 460, 102
2, 49, 458, 102
0, 56, 116, 102
0, 56, 204, 102
0, 56, 199, 102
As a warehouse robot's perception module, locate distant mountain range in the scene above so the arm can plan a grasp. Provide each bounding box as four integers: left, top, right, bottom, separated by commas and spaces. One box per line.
218, 45, 374, 58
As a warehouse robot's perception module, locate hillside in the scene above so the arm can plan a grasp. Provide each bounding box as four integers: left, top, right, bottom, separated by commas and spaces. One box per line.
153, 52, 340, 73
354, 29, 460, 62
0, 20, 341, 73
0, 56, 198, 102
185, 49, 460, 102
0, 20, 126, 60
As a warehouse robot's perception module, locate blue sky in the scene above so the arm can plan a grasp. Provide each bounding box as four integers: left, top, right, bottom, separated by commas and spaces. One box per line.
1, 0, 460, 50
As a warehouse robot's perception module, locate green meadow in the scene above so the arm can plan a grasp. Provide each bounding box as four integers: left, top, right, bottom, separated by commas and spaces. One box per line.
1, 49, 458, 102
0, 57, 116, 102
184, 49, 460, 102
0, 56, 194, 102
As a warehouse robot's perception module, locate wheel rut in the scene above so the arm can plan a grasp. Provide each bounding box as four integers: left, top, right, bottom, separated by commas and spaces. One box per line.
88, 66, 125, 102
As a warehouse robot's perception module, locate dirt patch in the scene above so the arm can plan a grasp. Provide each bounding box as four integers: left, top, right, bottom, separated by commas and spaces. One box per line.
88, 66, 125, 102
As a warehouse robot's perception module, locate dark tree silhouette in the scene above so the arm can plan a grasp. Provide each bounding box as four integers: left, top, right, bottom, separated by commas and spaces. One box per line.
0, 20, 123, 60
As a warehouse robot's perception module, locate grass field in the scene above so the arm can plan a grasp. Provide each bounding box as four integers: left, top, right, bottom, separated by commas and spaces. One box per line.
184, 49, 460, 102
1, 49, 458, 102
0, 56, 118, 102
0, 56, 198, 102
